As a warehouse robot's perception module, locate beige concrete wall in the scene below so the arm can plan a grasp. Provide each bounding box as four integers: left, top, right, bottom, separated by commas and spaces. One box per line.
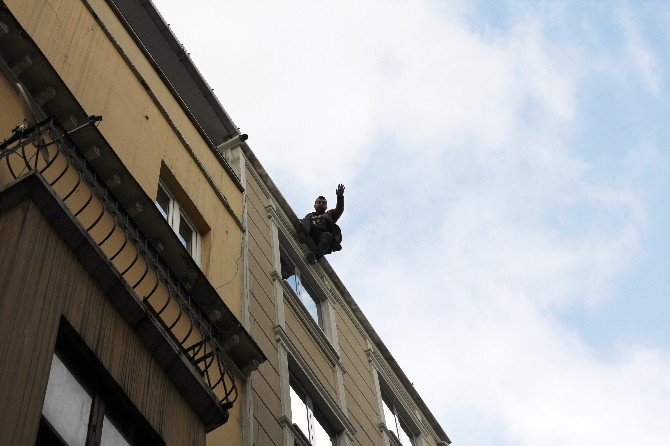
0, 59, 233, 410
333, 300, 384, 446
283, 300, 338, 399
207, 398, 244, 446
0, 73, 26, 188
4, 0, 245, 318
0, 199, 207, 446
243, 161, 282, 446
1, 1, 253, 444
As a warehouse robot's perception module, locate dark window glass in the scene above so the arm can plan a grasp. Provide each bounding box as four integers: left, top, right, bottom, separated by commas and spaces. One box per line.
178, 214, 193, 253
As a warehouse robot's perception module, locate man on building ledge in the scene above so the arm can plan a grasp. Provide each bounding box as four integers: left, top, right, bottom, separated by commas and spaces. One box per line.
298, 184, 345, 264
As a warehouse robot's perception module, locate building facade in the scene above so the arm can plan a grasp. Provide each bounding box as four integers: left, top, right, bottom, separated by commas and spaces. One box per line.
0, 1, 450, 445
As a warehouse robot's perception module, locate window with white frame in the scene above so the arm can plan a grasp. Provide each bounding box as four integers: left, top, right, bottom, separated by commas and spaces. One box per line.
281, 251, 323, 328
156, 182, 201, 264
381, 392, 414, 446
289, 377, 335, 446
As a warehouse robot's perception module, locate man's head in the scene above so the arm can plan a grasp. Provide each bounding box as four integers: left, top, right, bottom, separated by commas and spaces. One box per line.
314, 196, 327, 214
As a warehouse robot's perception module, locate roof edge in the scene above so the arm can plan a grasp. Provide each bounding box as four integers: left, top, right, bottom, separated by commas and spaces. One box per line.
240, 145, 451, 444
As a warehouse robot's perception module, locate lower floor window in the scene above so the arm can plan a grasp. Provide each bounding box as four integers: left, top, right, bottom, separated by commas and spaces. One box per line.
36, 319, 163, 446
40, 353, 131, 446
382, 392, 414, 446
289, 378, 334, 446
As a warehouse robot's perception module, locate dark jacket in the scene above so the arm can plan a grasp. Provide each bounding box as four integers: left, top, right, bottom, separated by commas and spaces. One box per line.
301, 195, 343, 253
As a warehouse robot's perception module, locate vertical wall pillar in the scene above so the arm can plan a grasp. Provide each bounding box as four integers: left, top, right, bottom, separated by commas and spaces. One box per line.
241, 378, 254, 446
225, 146, 250, 330
277, 343, 294, 446
328, 297, 350, 446
367, 342, 392, 446
267, 205, 286, 328
225, 148, 254, 446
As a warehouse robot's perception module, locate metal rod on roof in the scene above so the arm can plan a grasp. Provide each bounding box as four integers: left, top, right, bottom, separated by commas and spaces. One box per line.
216, 133, 248, 152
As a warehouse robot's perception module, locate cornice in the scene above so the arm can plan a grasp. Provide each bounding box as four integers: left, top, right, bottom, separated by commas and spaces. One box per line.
265, 203, 289, 229
367, 348, 438, 441
244, 159, 271, 200
241, 119, 449, 446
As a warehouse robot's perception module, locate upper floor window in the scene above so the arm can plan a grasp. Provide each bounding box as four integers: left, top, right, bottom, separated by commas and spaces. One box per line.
281, 251, 323, 328
382, 392, 414, 446
289, 378, 335, 446
156, 182, 201, 264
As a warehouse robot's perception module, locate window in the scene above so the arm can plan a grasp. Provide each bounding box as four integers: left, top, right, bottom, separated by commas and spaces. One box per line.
40, 353, 93, 445
156, 182, 201, 264
38, 352, 160, 446
281, 251, 323, 327
289, 378, 335, 446
382, 393, 414, 446
36, 319, 163, 446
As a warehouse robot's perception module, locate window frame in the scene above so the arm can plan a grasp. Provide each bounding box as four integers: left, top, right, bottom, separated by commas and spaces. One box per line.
280, 248, 325, 330
37, 318, 164, 446
40, 355, 132, 446
156, 182, 202, 265
381, 391, 415, 446
289, 376, 336, 446
275, 325, 356, 445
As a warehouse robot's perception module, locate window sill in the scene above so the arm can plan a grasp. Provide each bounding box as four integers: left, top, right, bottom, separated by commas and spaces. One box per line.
379, 423, 404, 446
277, 415, 312, 446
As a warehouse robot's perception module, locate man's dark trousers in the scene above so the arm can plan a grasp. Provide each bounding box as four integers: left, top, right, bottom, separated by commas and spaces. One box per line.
310, 226, 333, 259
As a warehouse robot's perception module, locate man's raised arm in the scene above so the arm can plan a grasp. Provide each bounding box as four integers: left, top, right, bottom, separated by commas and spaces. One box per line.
331, 184, 345, 221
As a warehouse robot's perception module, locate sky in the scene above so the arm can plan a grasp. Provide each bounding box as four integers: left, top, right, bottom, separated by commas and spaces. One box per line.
152, 1, 670, 444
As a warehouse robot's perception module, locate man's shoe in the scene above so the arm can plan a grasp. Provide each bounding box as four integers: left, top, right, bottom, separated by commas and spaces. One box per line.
306, 252, 317, 264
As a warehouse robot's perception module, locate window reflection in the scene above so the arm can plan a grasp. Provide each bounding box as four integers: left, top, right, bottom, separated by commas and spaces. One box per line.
286, 273, 300, 297
42, 354, 92, 446
398, 421, 413, 446
382, 392, 414, 446
303, 291, 320, 323
101, 415, 131, 446
290, 380, 334, 445
178, 214, 193, 252
290, 385, 310, 439
382, 397, 397, 436
156, 186, 170, 219
280, 251, 324, 328
155, 182, 200, 262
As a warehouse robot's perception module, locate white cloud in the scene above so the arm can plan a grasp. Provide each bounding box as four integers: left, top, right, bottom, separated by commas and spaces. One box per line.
154, 1, 667, 445
618, 8, 662, 95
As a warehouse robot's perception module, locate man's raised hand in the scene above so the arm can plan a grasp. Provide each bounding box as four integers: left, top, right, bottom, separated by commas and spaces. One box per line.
336, 184, 345, 197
